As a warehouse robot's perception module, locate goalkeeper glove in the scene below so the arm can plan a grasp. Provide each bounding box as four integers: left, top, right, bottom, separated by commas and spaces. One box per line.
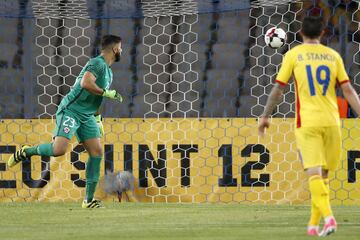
95, 114, 104, 136
102, 89, 123, 102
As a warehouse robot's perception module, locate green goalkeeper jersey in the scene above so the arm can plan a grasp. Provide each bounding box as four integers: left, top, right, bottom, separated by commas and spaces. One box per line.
57, 55, 113, 121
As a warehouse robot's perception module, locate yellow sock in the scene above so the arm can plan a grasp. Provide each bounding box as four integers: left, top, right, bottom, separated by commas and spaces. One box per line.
308, 175, 333, 218
323, 178, 333, 221
308, 200, 321, 226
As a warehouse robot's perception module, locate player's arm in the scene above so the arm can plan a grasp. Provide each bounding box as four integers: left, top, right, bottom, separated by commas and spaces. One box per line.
80, 71, 122, 102
336, 53, 360, 115
258, 51, 293, 136
80, 71, 104, 95
262, 83, 286, 117
258, 83, 286, 136
341, 82, 360, 116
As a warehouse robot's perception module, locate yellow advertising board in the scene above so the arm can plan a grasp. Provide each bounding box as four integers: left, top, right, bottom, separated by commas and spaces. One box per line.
0, 118, 359, 205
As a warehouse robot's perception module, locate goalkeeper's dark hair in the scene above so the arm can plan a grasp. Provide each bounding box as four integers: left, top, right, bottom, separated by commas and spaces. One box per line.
301, 16, 324, 39
101, 35, 122, 50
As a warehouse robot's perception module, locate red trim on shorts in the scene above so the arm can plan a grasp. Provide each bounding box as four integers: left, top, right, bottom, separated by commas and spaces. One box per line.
294, 78, 301, 128
275, 80, 287, 86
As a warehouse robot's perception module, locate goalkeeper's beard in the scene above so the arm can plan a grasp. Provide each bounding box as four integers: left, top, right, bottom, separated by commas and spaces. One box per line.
114, 51, 121, 62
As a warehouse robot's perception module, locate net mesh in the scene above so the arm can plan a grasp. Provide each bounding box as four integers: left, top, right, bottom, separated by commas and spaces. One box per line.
0, 0, 359, 204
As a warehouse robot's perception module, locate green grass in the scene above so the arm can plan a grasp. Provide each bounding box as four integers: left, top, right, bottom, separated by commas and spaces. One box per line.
0, 203, 359, 240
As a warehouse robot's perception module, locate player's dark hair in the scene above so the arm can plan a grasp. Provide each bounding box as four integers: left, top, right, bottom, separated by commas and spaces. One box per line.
301, 16, 324, 39
101, 35, 122, 50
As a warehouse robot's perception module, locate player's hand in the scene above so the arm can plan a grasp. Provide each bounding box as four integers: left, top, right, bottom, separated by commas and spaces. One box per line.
95, 114, 104, 136
258, 116, 270, 137
102, 89, 123, 102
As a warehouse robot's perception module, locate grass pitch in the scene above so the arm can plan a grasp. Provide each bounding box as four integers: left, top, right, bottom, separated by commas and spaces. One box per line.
0, 203, 359, 240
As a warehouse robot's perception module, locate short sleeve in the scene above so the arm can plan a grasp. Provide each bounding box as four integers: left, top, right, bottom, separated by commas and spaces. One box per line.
86, 58, 106, 79
336, 54, 350, 85
275, 51, 293, 86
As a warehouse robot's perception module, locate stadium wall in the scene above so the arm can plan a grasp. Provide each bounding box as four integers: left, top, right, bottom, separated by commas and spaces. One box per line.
0, 118, 359, 205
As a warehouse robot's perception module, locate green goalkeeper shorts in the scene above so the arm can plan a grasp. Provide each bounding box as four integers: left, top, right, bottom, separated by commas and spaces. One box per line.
54, 109, 101, 143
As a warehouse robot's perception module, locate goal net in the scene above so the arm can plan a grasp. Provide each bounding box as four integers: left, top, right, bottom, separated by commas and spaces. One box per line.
0, 0, 359, 204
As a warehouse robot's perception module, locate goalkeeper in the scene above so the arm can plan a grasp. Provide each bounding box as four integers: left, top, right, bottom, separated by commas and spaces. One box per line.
8, 35, 123, 209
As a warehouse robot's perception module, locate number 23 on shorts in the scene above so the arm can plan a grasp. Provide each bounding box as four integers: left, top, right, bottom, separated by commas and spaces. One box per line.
62, 116, 75, 134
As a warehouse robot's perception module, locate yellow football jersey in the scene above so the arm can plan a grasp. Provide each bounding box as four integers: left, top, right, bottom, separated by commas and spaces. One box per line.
276, 43, 350, 128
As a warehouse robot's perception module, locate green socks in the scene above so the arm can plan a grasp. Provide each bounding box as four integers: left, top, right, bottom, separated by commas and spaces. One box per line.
85, 156, 102, 202
25, 145, 102, 203
24, 143, 54, 157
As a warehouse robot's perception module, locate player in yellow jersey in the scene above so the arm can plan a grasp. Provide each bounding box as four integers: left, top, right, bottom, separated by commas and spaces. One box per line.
258, 16, 360, 237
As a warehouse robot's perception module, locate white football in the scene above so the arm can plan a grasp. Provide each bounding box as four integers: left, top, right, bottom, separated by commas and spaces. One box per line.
264, 27, 287, 49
